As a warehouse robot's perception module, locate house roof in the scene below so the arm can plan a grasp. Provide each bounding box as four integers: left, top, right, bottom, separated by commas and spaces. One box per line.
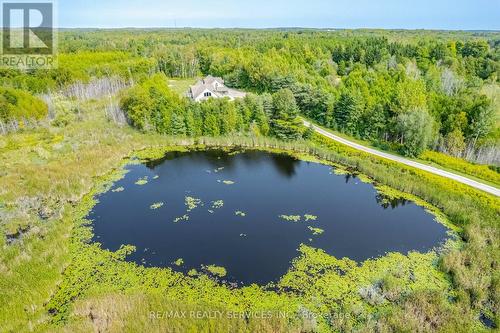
189, 76, 225, 98
202, 75, 224, 85
189, 76, 246, 100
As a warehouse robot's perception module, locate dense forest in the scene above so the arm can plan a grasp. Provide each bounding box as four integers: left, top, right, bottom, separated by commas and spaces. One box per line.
1, 29, 499, 160
1, 29, 500, 333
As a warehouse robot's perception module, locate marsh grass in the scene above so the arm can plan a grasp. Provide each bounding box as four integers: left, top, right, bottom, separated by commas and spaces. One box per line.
0, 98, 170, 331
52, 293, 303, 333
1, 95, 498, 331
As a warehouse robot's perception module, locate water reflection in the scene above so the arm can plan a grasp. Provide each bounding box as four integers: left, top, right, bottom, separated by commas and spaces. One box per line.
91, 149, 449, 285
376, 194, 409, 209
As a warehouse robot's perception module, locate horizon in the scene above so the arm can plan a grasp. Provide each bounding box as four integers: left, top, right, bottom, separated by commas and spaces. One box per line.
56, 0, 499, 30
54, 27, 500, 32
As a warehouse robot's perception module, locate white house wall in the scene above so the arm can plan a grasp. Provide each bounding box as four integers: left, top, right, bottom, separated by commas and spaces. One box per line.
194, 88, 219, 102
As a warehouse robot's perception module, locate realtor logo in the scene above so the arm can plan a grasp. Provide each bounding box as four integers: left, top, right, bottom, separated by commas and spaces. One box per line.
1, 1, 56, 68
2, 2, 53, 54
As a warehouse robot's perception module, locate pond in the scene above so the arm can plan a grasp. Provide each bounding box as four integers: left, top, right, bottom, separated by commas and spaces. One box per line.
89, 149, 450, 285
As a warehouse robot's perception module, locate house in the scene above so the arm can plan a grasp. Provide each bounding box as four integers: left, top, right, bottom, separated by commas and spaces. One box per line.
187, 76, 246, 102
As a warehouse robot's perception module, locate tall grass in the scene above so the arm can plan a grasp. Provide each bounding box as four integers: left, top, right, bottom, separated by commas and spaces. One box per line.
1, 96, 499, 331
421, 150, 500, 186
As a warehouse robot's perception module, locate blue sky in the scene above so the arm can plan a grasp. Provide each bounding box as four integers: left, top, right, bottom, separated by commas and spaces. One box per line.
58, 0, 500, 30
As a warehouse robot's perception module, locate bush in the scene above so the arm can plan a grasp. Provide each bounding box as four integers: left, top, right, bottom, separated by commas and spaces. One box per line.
120, 73, 187, 132
0, 87, 48, 122
120, 75, 271, 138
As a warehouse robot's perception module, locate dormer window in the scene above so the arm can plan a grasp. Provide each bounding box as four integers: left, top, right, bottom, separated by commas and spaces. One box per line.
189, 76, 245, 102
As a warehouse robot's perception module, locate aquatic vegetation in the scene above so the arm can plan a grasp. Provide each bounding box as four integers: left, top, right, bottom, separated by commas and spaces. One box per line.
203, 265, 227, 278
150, 202, 164, 210
111, 187, 124, 193
135, 176, 148, 185
211, 200, 224, 209
304, 214, 318, 222
228, 150, 244, 156
92, 149, 449, 288
208, 200, 224, 214
279, 214, 301, 222
173, 215, 189, 223
4, 119, 495, 333
356, 173, 373, 184
187, 269, 198, 276
185, 196, 202, 212
235, 211, 246, 217
174, 258, 184, 266
279, 214, 319, 222
331, 167, 350, 176
279, 244, 452, 314
12, 135, 483, 332
308, 226, 324, 235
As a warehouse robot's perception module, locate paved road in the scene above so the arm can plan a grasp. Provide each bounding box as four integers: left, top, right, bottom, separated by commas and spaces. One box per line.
304, 120, 500, 197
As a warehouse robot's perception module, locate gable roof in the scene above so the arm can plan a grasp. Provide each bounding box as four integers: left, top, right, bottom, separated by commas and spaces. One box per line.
188, 76, 246, 100
202, 75, 224, 86
189, 76, 226, 99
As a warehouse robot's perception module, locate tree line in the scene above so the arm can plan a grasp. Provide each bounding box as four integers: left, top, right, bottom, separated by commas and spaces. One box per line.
120, 74, 308, 140
1, 29, 498, 159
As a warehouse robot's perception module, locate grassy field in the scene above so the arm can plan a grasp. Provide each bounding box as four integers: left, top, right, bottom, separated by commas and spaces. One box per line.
0, 92, 499, 332
167, 78, 197, 96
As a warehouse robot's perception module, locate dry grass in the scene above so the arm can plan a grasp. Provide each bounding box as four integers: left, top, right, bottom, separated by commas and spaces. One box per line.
55, 293, 301, 333
0, 97, 171, 332
1, 92, 499, 332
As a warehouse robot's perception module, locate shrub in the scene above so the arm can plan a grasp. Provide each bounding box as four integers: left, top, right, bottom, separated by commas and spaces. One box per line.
0, 87, 48, 122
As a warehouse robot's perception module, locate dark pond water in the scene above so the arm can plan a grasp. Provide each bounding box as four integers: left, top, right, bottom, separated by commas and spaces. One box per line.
89, 150, 449, 285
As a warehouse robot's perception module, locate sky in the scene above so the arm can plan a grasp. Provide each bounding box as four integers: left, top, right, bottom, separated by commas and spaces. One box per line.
57, 0, 500, 30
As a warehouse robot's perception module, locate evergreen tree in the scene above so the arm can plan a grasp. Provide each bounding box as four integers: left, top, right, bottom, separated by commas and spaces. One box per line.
334, 91, 362, 134
203, 113, 220, 136
185, 109, 197, 136
171, 113, 187, 135
270, 89, 303, 141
